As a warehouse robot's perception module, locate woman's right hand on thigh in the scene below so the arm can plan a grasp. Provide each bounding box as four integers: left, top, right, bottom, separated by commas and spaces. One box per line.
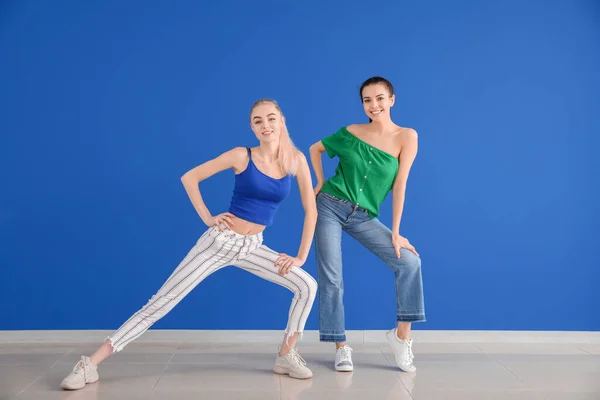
275, 253, 305, 275
392, 232, 419, 258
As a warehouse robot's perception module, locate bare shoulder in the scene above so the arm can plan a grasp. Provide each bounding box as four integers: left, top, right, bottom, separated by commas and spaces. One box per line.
346, 123, 369, 135
226, 146, 249, 160
226, 146, 250, 172
395, 128, 418, 161
397, 127, 418, 143
229, 146, 249, 155
294, 149, 308, 162
294, 149, 309, 171
292, 149, 310, 180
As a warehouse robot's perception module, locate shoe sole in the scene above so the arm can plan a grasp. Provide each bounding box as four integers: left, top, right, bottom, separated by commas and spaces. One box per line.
386, 330, 417, 373
273, 365, 312, 379
61, 383, 85, 391
335, 365, 354, 372
61, 376, 99, 390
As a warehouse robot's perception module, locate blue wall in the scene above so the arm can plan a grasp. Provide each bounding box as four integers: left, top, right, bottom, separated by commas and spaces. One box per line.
1, 0, 598, 331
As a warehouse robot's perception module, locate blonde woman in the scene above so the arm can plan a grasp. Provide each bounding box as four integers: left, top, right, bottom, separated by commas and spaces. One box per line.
61, 99, 318, 390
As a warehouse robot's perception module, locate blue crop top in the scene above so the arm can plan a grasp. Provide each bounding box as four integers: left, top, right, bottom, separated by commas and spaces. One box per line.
228, 148, 292, 226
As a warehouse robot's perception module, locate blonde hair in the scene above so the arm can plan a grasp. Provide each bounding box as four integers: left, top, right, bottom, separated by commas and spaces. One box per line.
250, 99, 299, 176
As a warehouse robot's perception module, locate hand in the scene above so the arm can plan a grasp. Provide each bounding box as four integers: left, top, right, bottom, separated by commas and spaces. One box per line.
392, 232, 419, 258
274, 253, 305, 275
206, 212, 236, 231
314, 181, 324, 196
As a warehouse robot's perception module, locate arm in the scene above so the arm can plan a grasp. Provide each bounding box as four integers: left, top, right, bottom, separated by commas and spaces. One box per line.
276, 152, 319, 275
180, 147, 246, 228
293, 152, 318, 262
391, 130, 418, 233
309, 141, 326, 193
391, 130, 419, 257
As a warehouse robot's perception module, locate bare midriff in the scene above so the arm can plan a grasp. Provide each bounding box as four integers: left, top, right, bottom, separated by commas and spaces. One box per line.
228, 215, 266, 236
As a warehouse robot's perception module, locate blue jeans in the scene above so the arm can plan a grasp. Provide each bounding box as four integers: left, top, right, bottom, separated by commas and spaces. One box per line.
315, 191, 425, 343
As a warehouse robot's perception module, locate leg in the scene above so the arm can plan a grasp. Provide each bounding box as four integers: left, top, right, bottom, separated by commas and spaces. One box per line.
107, 230, 235, 353
396, 321, 412, 340
61, 228, 234, 390
344, 216, 425, 327
314, 193, 356, 372
344, 215, 424, 372
232, 244, 317, 351
314, 195, 346, 345
90, 342, 112, 366
232, 244, 317, 379
280, 332, 300, 357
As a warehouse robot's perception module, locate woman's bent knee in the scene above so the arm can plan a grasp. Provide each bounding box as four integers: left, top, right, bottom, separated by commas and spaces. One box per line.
395, 249, 421, 270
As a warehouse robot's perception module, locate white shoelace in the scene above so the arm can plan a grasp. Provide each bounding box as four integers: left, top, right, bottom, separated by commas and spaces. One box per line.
288, 349, 307, 368
338, 345, 353, 362
404, 341, 415, 365
72, 358, 88, 375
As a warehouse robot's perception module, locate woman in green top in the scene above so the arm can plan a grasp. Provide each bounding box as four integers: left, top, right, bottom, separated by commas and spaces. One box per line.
309, 76, 424, 373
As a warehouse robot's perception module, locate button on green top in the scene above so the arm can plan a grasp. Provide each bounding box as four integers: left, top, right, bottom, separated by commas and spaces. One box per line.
321, 127, 399, 218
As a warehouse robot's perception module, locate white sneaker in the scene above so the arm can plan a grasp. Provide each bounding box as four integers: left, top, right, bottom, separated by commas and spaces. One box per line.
386, 328, 416, 372
273, 348, 313, 379
335, 345, 354, 372
60, 356, 99, 390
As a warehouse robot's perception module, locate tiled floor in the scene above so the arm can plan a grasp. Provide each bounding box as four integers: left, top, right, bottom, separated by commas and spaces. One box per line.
1, 341, 599, 399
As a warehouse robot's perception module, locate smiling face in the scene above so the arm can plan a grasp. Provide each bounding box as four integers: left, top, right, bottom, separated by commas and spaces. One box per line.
250, 102, 284, 144
361, 83, 395, 122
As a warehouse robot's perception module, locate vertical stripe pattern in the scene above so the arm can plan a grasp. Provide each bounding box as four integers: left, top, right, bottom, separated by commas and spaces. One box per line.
107, 226, 317, 352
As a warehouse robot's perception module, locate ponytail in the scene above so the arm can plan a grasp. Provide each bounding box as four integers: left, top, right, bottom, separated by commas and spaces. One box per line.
277, 120, 299, 176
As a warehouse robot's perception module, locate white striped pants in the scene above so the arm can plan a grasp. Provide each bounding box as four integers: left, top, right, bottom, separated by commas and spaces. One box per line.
107, 226, 317, 352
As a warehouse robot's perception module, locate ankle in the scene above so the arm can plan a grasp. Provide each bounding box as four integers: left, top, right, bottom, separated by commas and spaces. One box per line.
335, 342, 347, 350
395, 328, 411, 341
279, 347, 295, 357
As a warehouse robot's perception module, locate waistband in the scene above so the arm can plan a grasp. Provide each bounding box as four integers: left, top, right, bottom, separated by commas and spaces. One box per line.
207, 225, 263, 242
318, 191, 370, 215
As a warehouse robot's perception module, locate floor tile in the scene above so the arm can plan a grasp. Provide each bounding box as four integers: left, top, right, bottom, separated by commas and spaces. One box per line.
4, 341, 599, 400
